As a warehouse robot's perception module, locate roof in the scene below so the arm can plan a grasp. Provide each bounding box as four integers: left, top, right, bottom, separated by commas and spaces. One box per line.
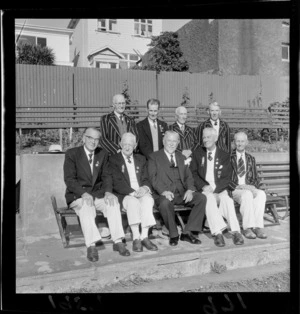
87, 46, 125, 59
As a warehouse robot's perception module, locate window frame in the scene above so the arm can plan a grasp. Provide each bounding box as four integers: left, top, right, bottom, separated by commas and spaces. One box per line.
97, 19, 117, 33
134, 19, 153, 37
17, 35, 47, 47
281, 43, 289, 62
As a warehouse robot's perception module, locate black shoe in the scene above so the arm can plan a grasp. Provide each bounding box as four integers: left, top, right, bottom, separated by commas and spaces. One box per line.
180, 233, 201, 245
141, 237, 158, 251
113, 242, 131, 256
132, 239, 143, 252
214, 234, 225, 247
169, 236, 179, 246
232, 232, 244, 245
87, 246, 99, 262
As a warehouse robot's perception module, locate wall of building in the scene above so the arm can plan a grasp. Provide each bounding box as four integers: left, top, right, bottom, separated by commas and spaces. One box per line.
219, 19, 285, 76
177, 19, 219, 73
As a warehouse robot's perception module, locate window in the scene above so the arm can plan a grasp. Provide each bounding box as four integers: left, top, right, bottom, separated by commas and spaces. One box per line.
282, 43, 289, 62
97, 19, 117, 32
134, 19, 152, 37
96, 61, 118, 69
17, 35, 47, 47
119, 53, 139, 69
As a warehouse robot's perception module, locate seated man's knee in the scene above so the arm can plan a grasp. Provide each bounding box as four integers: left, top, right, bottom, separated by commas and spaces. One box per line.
241, 190, 253, 202
157, 197, 172, 210
193, 191, 206, 204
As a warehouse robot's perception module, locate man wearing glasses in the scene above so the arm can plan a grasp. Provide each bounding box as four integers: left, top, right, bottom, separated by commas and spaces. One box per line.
63, 127, 130, 262
100, 94, 139, 155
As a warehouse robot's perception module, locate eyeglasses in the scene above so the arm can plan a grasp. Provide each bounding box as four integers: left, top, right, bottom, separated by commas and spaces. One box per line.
85, 135, 100, 142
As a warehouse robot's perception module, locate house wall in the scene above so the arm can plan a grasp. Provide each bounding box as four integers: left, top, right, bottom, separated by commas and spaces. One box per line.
218, 19, 286, 76
177, 19, 219, 73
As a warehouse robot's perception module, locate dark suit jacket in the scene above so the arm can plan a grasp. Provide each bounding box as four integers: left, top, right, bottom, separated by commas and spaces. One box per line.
148, 149, 196, 198
109, 153, 151, 204
228, 149, 261, 191
137, 118, 168, 159
99, 111, 139, 155
190, 146, 232, 194
169, 122, 200, 153
64, 146, 112, 205
195, 118, 231, 154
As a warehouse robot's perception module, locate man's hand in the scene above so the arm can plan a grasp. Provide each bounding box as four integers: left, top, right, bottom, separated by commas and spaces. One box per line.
203, 185, 214, 193
161, 191, 174, 201
182, 149, 192, 159
104, 192, 118, 206
135, 186, 149, 198
81, 192, 94, 207
183, 190, 194, 203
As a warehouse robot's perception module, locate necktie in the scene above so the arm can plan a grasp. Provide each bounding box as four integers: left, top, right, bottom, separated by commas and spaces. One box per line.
214, 121, 218, 126
88, 153, 93, 164
237, 155, 246, 177
153, 120, 157, 129
208, 152, 213, 161
127, 156, 132, 164
180, 124, 184, 132
170, 154, 175, 167
120, 115, 124, 124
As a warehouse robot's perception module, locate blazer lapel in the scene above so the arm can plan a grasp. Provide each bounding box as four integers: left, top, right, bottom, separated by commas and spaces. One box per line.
144, 119, 153, 144
160, 150, 174, 181
133, 155, 142, 186
91, 148, 103, 186
110, 113, 121, 138
79, 146, 93, 181
176, 152, 186, 183
120, 154, 131, 186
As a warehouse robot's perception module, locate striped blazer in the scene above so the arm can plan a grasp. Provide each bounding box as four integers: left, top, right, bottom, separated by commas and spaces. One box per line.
228, 149, 261, 191
195, 119, 231, 154
99, 112, 138, 155
169, 123, 200, 153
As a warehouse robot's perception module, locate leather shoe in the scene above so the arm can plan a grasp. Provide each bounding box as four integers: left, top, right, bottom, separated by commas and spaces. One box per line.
243, 228, 256, 239
141, 237, 158, 251
214, 233, 225, 247
132, 239, 143, 252
253, 228, 267, 239
113, 242, 130, 256
169, 236, 179, 246
180, 233, 201, 245
232, 232, 244, 245
87, 246, 99, 262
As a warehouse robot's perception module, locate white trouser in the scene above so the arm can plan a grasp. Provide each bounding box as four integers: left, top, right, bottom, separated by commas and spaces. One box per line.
69, 197, 125, 247
204, 190, 241, 235
122, 194, 156, 228
232, 188, 266, 229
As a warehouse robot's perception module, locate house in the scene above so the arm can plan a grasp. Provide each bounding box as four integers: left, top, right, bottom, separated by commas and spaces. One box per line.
67, 19, 162, 68
175, 19, 289, 76
15, 23, 74, 66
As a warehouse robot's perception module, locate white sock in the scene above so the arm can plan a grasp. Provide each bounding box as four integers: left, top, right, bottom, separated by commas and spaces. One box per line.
130, 224, 140, 240
141, 226, 149, 240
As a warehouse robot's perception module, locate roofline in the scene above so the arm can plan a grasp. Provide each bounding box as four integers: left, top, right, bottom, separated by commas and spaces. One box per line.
15, 23, 73, 36
67, 19, 80, 29
87, 46, 125, 59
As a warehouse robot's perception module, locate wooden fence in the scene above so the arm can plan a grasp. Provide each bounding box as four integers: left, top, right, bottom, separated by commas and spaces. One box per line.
16, 64, 289, 129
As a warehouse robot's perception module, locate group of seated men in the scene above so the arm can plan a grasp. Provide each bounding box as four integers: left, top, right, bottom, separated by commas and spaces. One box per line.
63, 93, 267, 262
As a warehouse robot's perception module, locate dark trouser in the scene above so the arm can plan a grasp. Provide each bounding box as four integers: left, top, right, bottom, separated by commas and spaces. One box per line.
155, 192, 207, 238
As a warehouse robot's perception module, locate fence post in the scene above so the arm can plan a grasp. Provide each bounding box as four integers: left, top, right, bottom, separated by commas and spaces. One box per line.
19, 128, 22, 151
69, 127, 73, 142
59, 129, 63, 150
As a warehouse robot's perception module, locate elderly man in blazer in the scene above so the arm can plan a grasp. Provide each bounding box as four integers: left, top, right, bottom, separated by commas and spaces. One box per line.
148, 130, 207, 246
109, 132, 158, 252
229, 132, 267, 239
137, 98, 168, 159
190, 127, 244, 247
64, 127, 130, 262
99, 94, 139, 155
169, 106, 200, 161
196, 102, 231, 154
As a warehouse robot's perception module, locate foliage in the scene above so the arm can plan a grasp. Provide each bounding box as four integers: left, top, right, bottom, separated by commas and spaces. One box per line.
121, 80, 139, 119
132, 32, 189, 73
16, 43, 55, 65
268, 98, 289, 113
181, 87, 190, 107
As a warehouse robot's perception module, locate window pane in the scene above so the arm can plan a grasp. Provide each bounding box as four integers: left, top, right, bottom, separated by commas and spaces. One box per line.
122, 53, 128, 59
130, 54, 139, 61
109, 19, 117, 31
119, 61, 128, 69
148, 25, 152, 36
147, 20, 152, 24
141, 24, 146, 36
134, 23, 139, 35
134, 19, 139, 22
141, 19, 146, 23
19, 35, 35, 46
110, 62, 117, 69
282, 46, 289, 60
37, 37, 47, 47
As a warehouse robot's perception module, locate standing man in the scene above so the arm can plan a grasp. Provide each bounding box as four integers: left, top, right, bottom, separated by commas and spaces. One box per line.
190, 127, 244, 247
169, 106, 200, 160
63, 128, 130, 262
99, 94, 138, 155
109, 132, 158, 252
196, 102, 231, 153
137, 98, 168, 159
148, 131, 207, 246
229, 132, 267, 239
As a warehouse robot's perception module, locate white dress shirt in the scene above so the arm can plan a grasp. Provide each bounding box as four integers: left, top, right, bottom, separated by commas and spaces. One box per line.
164, 150, 177, 167
211, 119, 220, 137
205, 147, 216, 191
122, 153, 140, 191
236, 151, 246, 185
84, 146, 94, 174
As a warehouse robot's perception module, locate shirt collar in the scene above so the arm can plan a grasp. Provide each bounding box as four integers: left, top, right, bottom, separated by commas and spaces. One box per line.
207, 147, 216, 157
210, 119, 219, 125
164, 149, 176, 158
122, 152, 133, 161
148, 117, 157, 125
236, 150, 245, 159
177, 122, 185, 129
114, 111, 123, 119
84, 146, 94, 158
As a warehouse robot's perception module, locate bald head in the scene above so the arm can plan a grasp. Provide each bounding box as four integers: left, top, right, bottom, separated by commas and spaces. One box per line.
175, 106, 188, 124
208, 102, 221, 121
234, 132, 248, 153
202, 127, 218, 151
120, 132, 137, 157
112, 94, 126, 115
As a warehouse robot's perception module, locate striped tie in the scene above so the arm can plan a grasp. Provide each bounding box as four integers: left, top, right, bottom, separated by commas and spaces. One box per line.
237, 155, 246, 177
170, 154, 175, 167
208, 152, 213, 161
88, 153, 93, 164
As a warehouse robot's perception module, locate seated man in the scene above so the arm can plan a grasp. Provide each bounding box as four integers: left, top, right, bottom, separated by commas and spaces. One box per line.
109, 132, 158, 252
229, 132, 267, 239
148, 130, 207, 246
169, 106, 199, 161
63, 127, 130, 262
190, 127, 244, 247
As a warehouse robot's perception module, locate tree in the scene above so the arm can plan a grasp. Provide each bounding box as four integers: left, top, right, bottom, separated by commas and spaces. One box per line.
132, 32, 189, 73
16, 43, 55, 65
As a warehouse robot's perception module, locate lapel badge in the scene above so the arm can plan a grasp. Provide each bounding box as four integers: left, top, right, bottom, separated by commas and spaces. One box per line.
201, 157, 205, 166
95, 161, 100, 167
122, 165, 125, 173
